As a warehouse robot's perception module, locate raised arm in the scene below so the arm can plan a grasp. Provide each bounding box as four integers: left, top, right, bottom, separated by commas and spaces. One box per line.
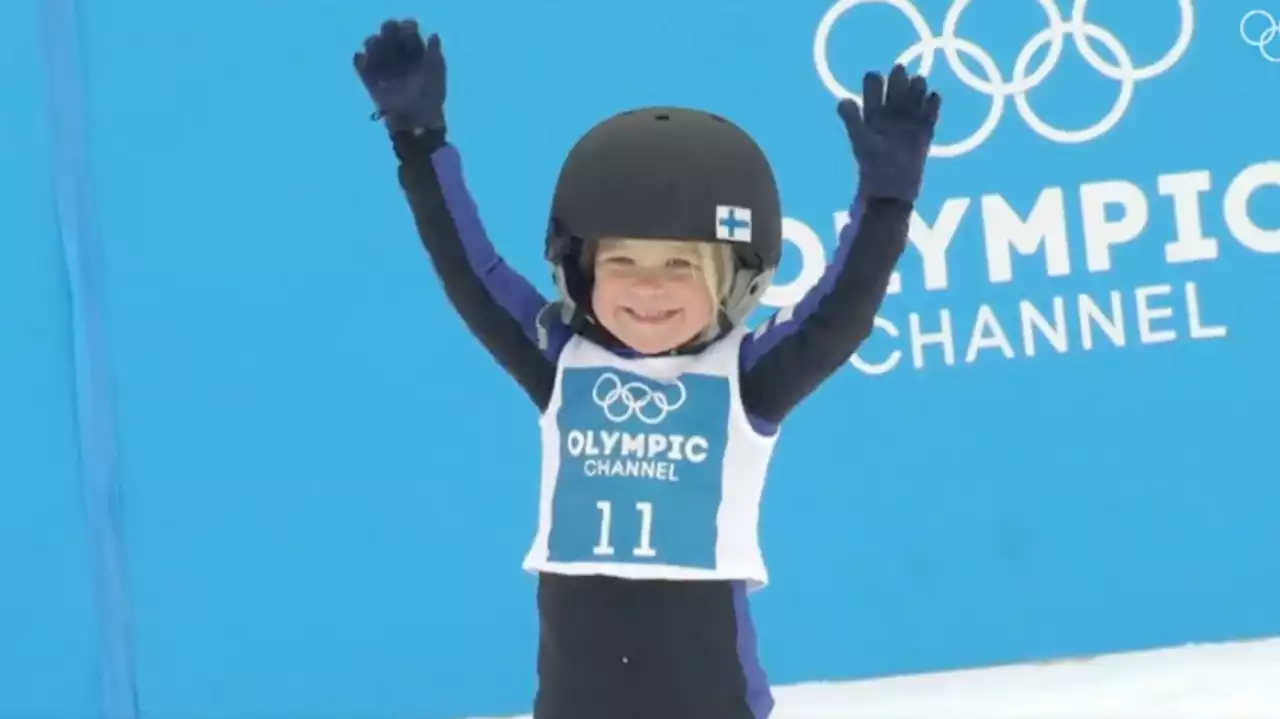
739, 65, 941, 428
394, 129, 571, 409
739, 195, 910, 428
355, 20, 572, 410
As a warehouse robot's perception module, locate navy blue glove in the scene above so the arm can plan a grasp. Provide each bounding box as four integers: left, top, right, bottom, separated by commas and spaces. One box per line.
837, 64, 941, 204
353, 19, 446, 134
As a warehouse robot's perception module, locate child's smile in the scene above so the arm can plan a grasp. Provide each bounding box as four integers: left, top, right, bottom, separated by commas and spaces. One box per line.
623, 307, 682, 323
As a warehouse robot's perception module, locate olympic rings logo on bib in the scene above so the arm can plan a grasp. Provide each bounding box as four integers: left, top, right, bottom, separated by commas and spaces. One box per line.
813, 0, 1195, 157
592, 372, 687, 425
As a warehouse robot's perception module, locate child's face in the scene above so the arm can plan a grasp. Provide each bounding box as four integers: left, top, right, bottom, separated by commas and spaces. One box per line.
591, 239, 720, 355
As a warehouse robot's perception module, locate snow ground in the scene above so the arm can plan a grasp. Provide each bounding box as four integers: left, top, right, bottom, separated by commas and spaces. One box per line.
471, 636, 1280, 718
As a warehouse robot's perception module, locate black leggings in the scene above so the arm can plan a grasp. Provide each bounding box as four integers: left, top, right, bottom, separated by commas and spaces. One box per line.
532, 573, 774, 719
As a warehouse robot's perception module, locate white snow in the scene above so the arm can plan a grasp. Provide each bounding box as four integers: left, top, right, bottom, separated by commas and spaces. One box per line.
471, 636, 1280, 718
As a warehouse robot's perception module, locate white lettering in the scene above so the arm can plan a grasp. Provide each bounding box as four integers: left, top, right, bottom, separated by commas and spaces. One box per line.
583, 459, 680, 482
1080, 179, 1147, 273
1225, 161, 1280, 253
982, 187, 1071, 284
566, 430, 586, 456
1020, 297, 1069, 357
1185, 281, 1228, 340
1079, 291, 1126, 350
1159, 170, 1219, 264
773, 164, 1256, 380
566, 431, 709, 463
620, 433, 645, 458
855, 283, 1225, 374
907, 198, 969, 292
683, 437, 709, 463
910, 310, 956, 369
1135, 284, 1177, 344
668, 434, 687, 461
965, 305, 1015, 363
759, 164, 1268, 313
850, 317, 903, 375
565, 431, 710, 479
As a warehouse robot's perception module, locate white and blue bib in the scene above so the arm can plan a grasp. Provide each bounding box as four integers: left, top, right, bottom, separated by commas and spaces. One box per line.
522, 327, 778, 589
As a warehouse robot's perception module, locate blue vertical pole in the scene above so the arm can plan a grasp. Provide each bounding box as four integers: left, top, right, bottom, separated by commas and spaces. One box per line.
37, 0, 139, 717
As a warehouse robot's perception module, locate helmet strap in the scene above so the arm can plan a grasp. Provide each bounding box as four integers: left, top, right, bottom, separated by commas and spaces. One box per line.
722, 266, 774, 327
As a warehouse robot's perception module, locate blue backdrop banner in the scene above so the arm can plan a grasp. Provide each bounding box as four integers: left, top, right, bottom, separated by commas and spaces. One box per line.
7, 1, 1278, 717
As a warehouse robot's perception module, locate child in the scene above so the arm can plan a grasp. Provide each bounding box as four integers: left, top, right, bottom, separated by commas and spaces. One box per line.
354, 18, 940, 719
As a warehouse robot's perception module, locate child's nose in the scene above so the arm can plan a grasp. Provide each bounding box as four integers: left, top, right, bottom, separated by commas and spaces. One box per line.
628, 267, 667, 291
630, 278, 664, 297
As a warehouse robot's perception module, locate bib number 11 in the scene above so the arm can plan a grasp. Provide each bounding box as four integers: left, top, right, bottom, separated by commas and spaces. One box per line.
594, 500, 657, 558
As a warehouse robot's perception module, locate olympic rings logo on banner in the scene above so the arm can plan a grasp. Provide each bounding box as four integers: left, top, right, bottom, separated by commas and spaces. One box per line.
813, 0, 1195, 157
592, 373, 687, 425
1240, 10, 1280, 61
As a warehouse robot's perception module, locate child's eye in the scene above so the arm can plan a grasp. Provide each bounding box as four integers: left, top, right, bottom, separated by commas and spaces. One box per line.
666, 258, 696, 270
601, 256, 634, 266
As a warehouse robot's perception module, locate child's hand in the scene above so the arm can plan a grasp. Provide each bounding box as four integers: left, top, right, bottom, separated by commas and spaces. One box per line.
353, 19, 447, 133
836, 64, 941, 204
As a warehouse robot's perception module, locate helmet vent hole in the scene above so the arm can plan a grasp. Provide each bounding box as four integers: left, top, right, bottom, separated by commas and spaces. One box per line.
654, 113, 670, 121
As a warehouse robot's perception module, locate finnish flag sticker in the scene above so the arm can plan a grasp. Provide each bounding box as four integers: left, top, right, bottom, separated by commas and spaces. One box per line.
715, 205, 752, 243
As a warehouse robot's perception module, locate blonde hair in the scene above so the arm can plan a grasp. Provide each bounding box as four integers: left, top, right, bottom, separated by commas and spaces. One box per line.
693, 241, 733, 307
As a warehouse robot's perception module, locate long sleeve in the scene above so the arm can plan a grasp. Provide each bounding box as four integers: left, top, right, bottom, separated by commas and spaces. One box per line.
738, 196, 911, 430
392, 129, 574, 411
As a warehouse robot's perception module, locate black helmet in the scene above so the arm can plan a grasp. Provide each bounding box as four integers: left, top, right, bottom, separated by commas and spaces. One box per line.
544, 107, 783, 337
